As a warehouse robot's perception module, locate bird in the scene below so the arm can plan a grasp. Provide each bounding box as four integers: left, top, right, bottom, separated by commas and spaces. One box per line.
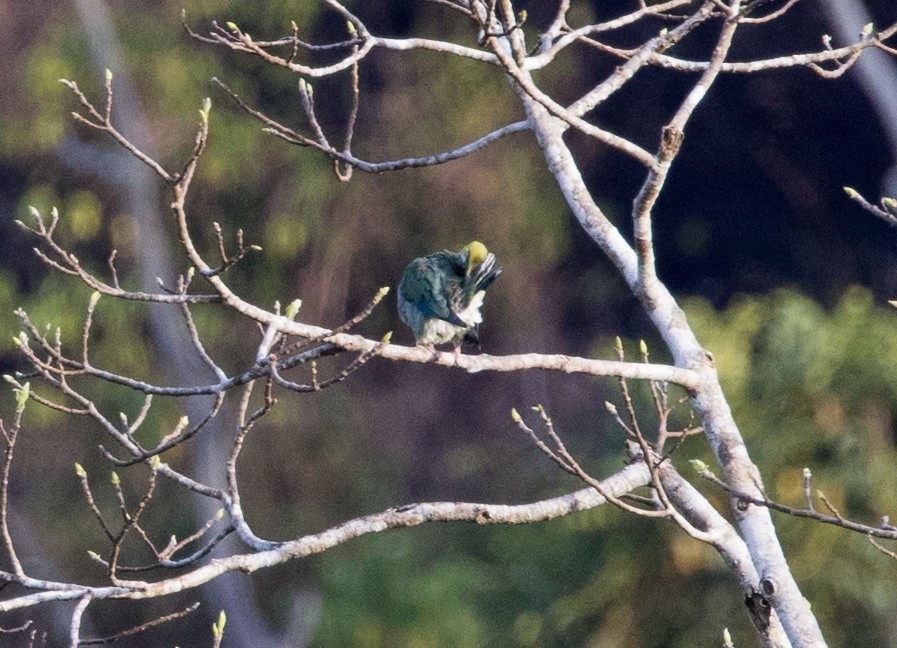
397, 241, 501, 357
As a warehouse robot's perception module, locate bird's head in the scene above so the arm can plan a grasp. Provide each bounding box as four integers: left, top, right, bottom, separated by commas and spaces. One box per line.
463, 240, 489, 276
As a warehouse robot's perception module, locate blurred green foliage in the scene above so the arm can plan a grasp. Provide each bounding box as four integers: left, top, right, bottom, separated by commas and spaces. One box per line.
2, 1, 897, 646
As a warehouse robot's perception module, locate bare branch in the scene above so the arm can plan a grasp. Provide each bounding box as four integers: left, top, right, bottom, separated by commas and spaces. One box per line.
69, 594, 93, 648
0, 405, 25, 577
59, 78, 175, 183
0, 463, 651, 613
648, 21, 897, 73
78, 601, 201, 645
844, 187, 897, 227
16, 209, 219, 305
695, 466, 897, 540
213, 77, 531, 173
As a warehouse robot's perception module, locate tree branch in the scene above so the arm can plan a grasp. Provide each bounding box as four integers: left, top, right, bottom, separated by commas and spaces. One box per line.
0, 463, 652, 613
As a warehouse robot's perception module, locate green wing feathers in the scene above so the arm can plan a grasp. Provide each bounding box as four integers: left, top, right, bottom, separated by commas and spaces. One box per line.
398, 241, 501, 347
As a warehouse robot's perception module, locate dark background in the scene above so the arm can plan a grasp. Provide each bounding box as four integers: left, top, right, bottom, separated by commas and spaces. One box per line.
1, 1, 897, 646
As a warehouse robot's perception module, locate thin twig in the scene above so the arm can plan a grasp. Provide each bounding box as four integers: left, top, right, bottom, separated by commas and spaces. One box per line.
78, 602, 201, 645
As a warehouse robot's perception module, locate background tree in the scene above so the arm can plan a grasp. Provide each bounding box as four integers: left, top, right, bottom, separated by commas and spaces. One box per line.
2, 1, 897, 646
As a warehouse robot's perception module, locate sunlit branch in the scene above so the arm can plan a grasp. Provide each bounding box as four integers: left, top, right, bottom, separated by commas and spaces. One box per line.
632, 2, 738, 293
566, 3, 714, 119
528, 0, 697, 69
0, 462, 653, 613
648, 21, 897, 73
487, 40, 656, 166
694, 464, 897, 540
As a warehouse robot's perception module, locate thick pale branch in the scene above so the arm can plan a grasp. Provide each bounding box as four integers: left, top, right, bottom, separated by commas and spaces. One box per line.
0, 463, 651, 612
632, 4, 738, 292
16, 332, 700, 396
489, 42, 656, 166
566, 3, 714, 119
650, 21, 897, 72
528, 0, 697, 69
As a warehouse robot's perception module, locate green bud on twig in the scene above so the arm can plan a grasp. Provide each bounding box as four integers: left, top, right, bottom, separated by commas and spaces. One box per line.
75, 463, 87, 478
843, 187, 858, 199
689, 459, 708, 473
285, 299, 302, 319
199, 97, 212, 125
13, 382, 30, 410
511, 407, 521, 422
110, 471, 120, 486
212, 610, 227, 638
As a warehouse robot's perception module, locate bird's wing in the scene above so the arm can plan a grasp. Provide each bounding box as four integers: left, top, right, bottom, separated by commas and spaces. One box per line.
399, 257, 467, 327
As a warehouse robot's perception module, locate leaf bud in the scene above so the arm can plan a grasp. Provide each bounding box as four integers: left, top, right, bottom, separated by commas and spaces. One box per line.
688, 459, 708, 473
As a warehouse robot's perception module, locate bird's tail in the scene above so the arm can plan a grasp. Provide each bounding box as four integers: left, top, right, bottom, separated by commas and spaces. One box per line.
470, 253, 501, 293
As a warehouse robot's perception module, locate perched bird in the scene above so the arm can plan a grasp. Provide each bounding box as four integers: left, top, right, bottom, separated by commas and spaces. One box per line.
398, 241, 501, 356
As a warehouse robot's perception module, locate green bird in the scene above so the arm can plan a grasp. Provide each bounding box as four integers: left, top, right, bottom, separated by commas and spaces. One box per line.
398, 241, 502, 355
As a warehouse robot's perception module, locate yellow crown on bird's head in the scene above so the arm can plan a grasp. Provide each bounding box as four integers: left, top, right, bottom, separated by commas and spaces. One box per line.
464, 240, 489, 274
